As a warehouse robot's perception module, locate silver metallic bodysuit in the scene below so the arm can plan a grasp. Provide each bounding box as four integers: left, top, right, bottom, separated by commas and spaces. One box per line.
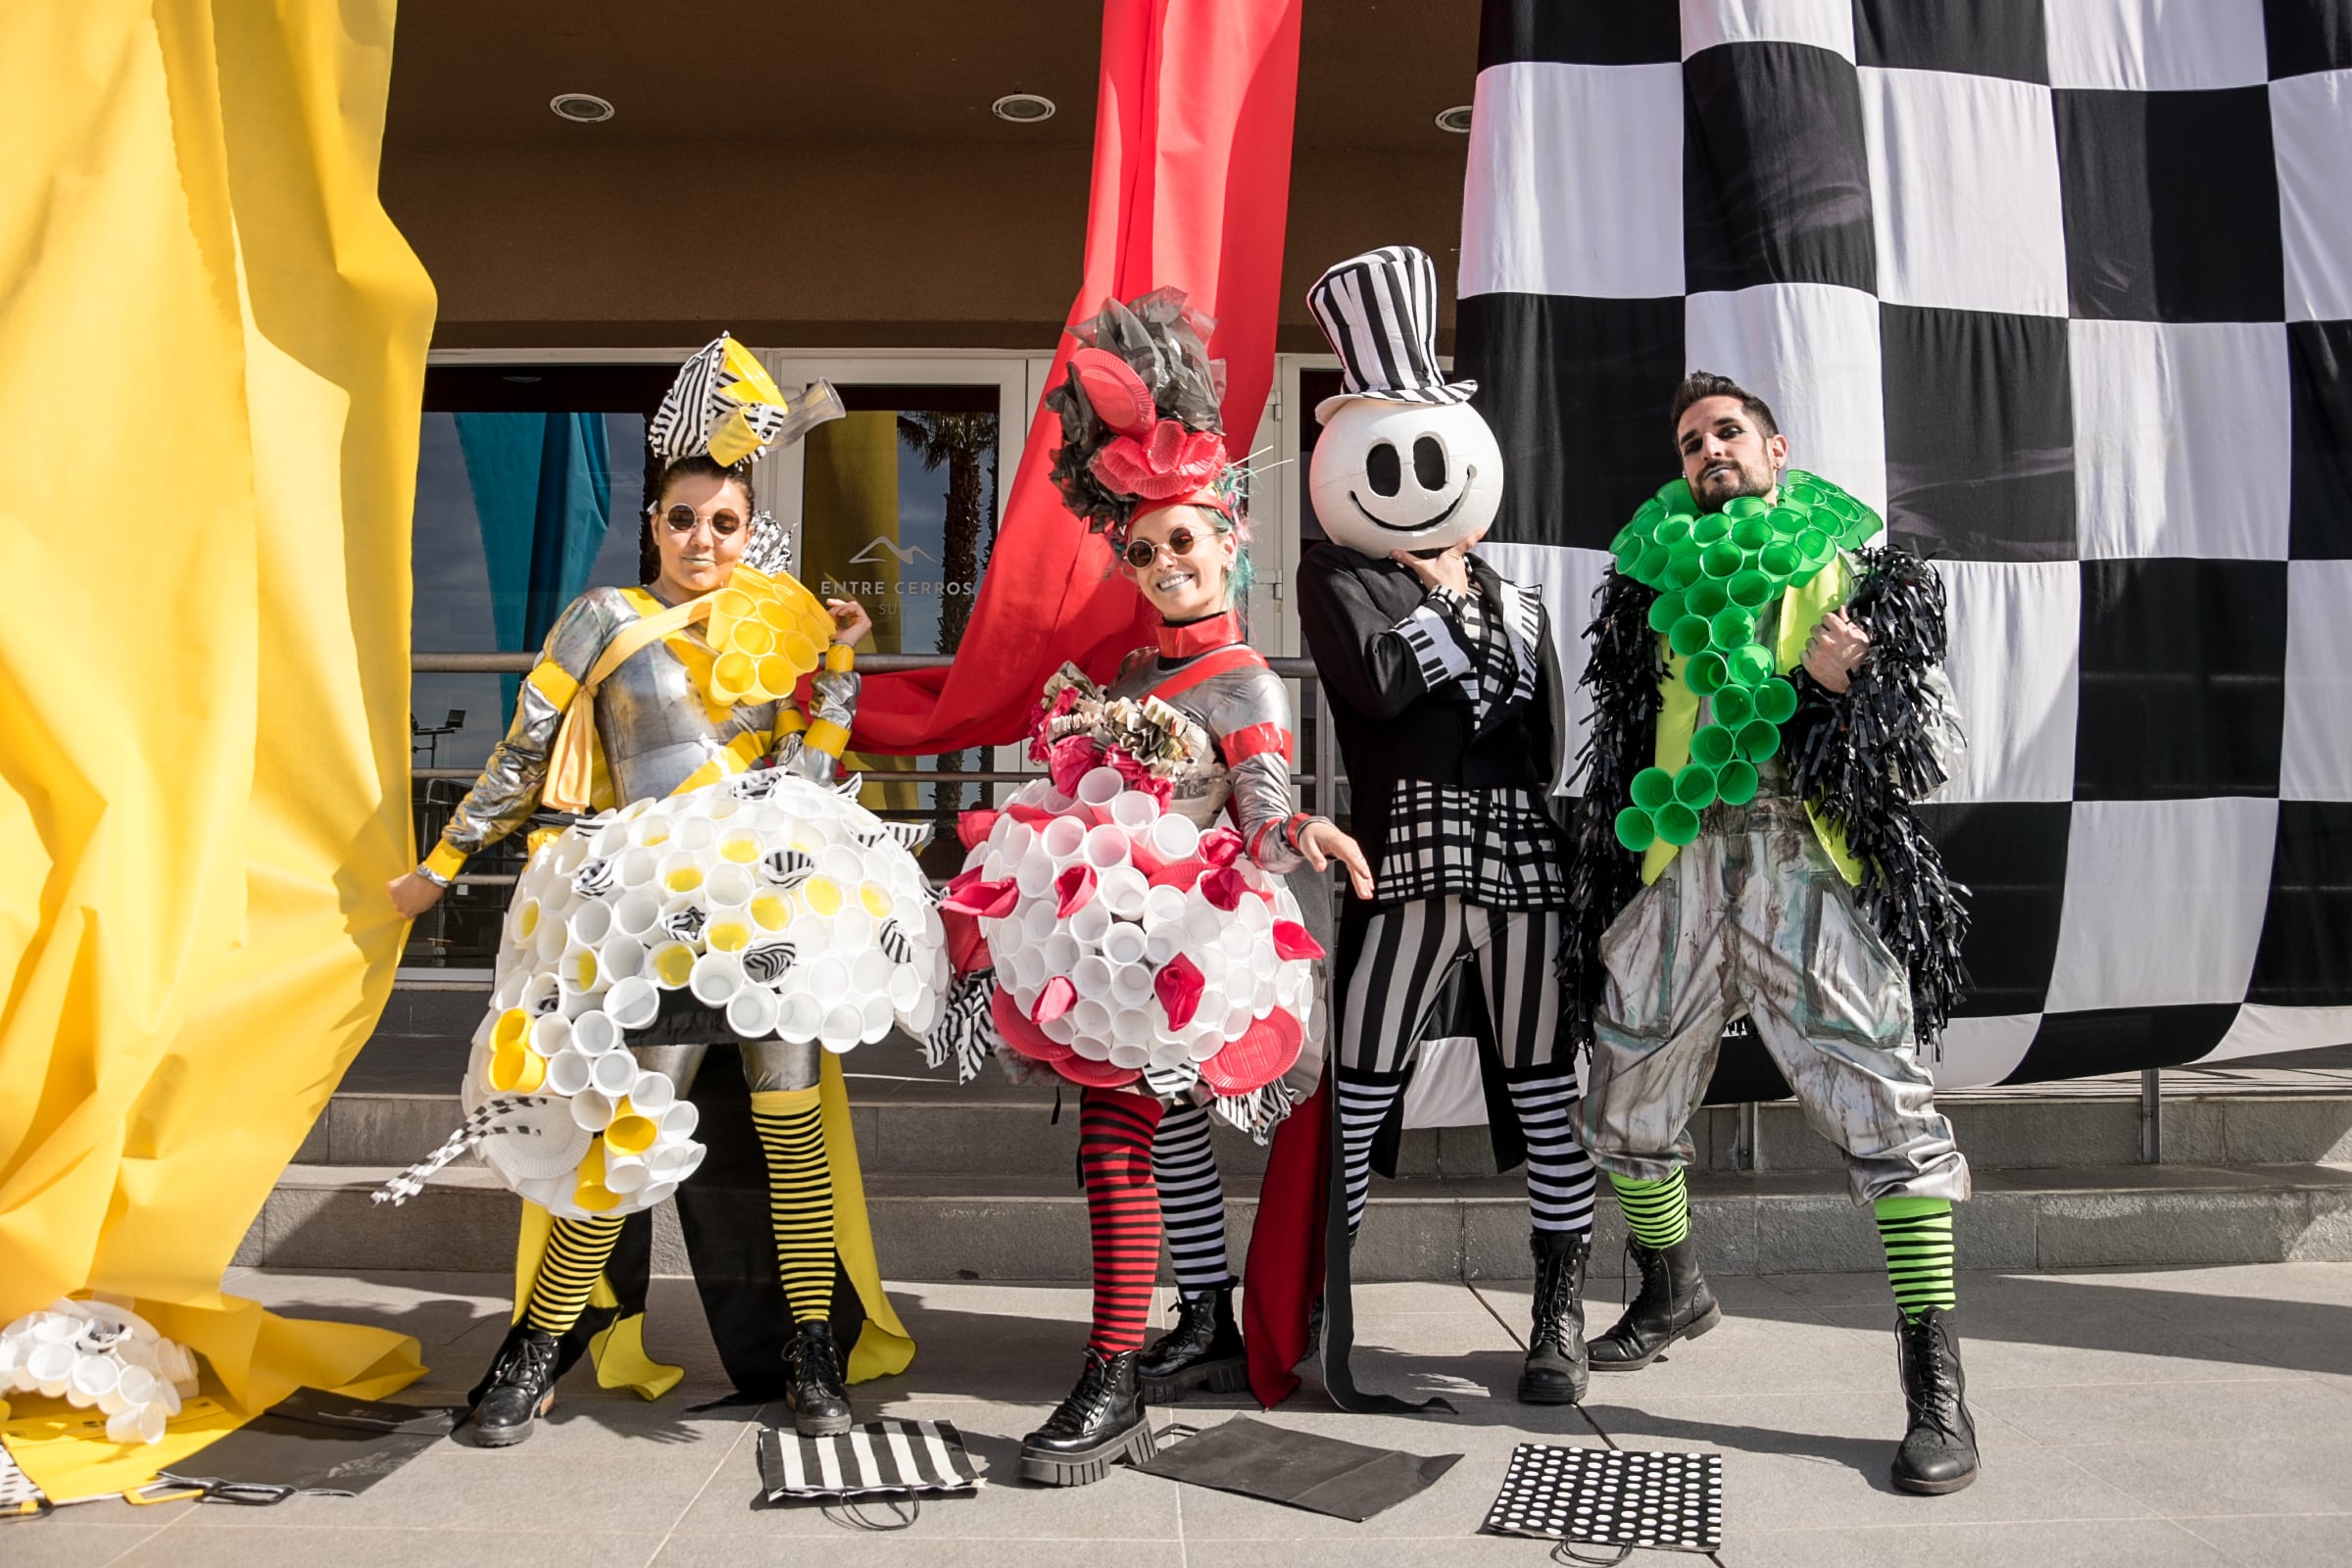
1104, 643, 1309, 873
437, 582, 859, 1091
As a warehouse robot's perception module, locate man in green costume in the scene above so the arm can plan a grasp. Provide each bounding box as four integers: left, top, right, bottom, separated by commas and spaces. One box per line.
1564, 371, 1978, 1494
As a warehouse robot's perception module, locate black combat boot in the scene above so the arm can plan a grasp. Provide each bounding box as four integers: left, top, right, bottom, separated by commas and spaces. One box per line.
1519, 1229, 1592, 1404
1589, 1236, 1722, 1371
1018, 1348, 1155, 1486
1139, 1284, 1249, 1403
469, 1323, 561, 1446
1891, 1306, 1979, 1494
782, 1319, 854, 1438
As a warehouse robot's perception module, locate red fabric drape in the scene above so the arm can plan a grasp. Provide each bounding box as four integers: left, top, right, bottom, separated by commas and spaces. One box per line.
851, 0, 1305, 755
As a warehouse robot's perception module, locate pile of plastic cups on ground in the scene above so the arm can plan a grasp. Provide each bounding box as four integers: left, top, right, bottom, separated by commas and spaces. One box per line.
0, 1299, 202, 1446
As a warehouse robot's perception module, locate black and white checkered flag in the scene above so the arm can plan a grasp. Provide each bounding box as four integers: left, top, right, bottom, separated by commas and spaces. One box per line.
1457, 1, 2352, 1088
372, 1097, 559, 1206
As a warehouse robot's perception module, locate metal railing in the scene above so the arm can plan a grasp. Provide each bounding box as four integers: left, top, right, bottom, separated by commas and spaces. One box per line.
402, 649, 1341, 987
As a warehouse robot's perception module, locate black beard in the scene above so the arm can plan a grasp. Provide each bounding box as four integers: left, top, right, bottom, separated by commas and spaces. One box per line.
1692, 464, 1772, 509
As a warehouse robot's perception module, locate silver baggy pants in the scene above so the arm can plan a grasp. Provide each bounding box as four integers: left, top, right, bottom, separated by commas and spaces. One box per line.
1582, 799, 1969, 1205
628, 1039, 821, 1096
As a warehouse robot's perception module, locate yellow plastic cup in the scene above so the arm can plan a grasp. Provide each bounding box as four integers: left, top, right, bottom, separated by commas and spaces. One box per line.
859, 882, 893, 918
606, 1112, 659, 1156
756, 654, 794, 697
707, 915, 753, 954
800, 875, 843, 918
777, 630, 820, 671
489, 1042, 548, 1094
750, 891, 792, 931
711, 651, 757, 704
492, 1007, 531, 1052
732, 620, 775, 658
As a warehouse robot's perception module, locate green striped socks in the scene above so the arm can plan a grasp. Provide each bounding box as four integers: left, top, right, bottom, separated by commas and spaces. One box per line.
1608, 1169, 1691, 1250
1875, 1196, 1956, 1317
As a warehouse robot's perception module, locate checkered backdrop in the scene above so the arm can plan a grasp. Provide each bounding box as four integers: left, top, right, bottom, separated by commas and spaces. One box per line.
1454, 0, 2352, 1088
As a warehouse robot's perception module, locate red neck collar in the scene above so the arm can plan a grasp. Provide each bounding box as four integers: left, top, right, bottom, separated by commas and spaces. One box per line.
1157, 611, 1243, 660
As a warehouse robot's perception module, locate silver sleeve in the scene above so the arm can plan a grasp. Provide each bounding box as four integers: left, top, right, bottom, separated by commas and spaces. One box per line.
1229, 751, 1309, 874
775, 663, 860, 784
439, 593, 621, 857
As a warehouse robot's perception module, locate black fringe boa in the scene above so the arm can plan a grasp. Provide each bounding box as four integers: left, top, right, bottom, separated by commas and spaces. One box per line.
1562, 545, 1971, 1049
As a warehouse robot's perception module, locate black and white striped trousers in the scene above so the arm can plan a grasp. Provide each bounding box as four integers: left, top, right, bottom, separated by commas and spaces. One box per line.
1335, 899, 1594, 1237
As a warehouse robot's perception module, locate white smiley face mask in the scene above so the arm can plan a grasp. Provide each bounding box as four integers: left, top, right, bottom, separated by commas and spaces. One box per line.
1309, 397, 1504, 557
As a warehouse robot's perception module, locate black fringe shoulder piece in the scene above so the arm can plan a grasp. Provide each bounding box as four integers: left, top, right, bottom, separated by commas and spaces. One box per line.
1560, 567, 1665, 1051
1784, 544, 1972, 1044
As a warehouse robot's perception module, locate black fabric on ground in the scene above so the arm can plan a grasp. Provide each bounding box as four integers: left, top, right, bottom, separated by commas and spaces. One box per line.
1136, 1415, 1459, 1521
157, 1389, 456, 1498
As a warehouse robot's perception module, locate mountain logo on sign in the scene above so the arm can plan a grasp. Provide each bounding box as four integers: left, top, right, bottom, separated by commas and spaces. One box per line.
848, 537, 936, 566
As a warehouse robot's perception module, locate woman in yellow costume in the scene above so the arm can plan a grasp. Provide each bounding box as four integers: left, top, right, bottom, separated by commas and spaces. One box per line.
386, 339, 935, 1444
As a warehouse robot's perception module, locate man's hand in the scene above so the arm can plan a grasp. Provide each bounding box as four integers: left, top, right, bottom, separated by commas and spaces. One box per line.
1803, 611, 1871, 694
1298, 819, 1375, 900
1389, 525, 1487, 599
388, 870, 447, 920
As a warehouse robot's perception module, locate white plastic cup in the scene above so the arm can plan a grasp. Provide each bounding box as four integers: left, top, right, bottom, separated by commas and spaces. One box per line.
648, 941, 697, 991
1020, 900, 1058, 945
673, 816, 716, 853
1237, 896, 1273, 935
1070, 901, 1112, 946
615, 848, 661, 889
589, 1050, 638, 1099
1102, 922, 1149, 966
1109, 962, 1154, 1006
570, 1089, 615, 1132
613, 891, 662, 938
727, 987, 779, 1038
657, 852, 708, 897
623, 1072, 674, 1114
1220, 922, 1254, 961
1013, 851, 1055, 899
535, 918, 569, 963
566, 901, 613, 947
597, 934, 649, 984
662, 1102, 702, 1141
603, 1153, 650, 1195
819, 1004, 863, 1054
1082, 823, 1131, 870
1142, 885, 1188, 930
799, 956, 851, 1010
605, 975, 660, 1029
593, 819, 632, 858
546, 1048, 595, 1097
850, 948, 893, 996
109, 1403, 167, 1446
1108, 791, 1160, 834
67, 1352, 119, 1408
1075, 766, 1124, 817
689, 951, 744, 1007
705, 861, 756, 909
1100, 866, 1148, 918
1145, 929, 1179, 965
1073, 956, 1113, 1001
1041, 932, 1081, 974
1183, 899, 1224, 945
776, 992, 822, 1044
1149, 812, 1200, 862
521, 972, 562, 1014
859, 993, 895, 1042
1223, 1004, 1254, 1038
560, 944, 607, 995
1106, 1039, 1152, 1071
1040, 814, 1087, 862
1041, 1012, 1078, 1045
526, 1012, 573, 1057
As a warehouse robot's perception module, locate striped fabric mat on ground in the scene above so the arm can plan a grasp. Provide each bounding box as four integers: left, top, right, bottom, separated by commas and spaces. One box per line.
755, 1418, 982, 1500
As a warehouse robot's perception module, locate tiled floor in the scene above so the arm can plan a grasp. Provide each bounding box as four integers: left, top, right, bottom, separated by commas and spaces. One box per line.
11, 1262, 2349, 1567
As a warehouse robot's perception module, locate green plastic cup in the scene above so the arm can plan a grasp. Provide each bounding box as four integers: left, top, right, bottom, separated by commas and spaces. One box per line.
1685, 577, 1731, 617
1754, 677, 1798, 724
1669, 614, 1713, 658
1685, 652, 1728, 696
1723, 495, 1767, 520
1654, 802, 1701, 846
1657, 476, 1694, 513
1629, 766, 1675, 810
1701, 541, 1743, 579
1785, 477, 1826, 507
1712, 685, 1755, 726
1759, 541, 1801, 578
1673, 763, 1719, 810
1796, 528, 1833, 565
1738, 718, 1782, 761
1631, 543, 1668, 583
1727, 568, 1773, 609
1727, 644, 1775, 687
1690, 722, 1737, 767
1655, 514, 1692, 547
1614, 535, 1647, 573
1691, 513, 1731, 546
1709, 608, 1756, 651
1634, 497, 1666, 528
1716, 760, 1759, 806
1646, 591, 1688, 634
1730, 514, 1772, 551
1614, 807, 1658, 852
1662, 542, 1703, 589
1767, 502, 1808, 534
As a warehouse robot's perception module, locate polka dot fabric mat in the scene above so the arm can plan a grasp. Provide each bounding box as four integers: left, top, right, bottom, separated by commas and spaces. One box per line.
1482, 1443, 1723, 1554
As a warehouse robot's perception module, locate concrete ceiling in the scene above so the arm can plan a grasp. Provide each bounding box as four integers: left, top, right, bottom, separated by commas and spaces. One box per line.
385, 0, 1483, 155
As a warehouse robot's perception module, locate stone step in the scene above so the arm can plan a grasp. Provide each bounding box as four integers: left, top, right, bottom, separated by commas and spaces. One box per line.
300, 1079, 2352, 1175
240, 1159, 2352, 1282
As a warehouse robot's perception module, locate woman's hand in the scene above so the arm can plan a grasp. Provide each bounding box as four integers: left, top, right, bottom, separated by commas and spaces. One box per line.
826, 598, 872, 647
1298, 819, 1374, 900
387, 870, 447, 920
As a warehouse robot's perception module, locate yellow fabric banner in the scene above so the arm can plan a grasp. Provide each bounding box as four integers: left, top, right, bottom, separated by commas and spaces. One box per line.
0, 0, 435, 1493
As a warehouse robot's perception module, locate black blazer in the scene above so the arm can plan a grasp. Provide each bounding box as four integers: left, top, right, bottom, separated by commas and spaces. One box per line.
1297, 544, 1571, 874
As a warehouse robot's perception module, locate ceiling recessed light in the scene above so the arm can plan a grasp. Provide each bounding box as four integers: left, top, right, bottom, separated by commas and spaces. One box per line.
992, 92, 1056, 124
550, 92, 614, 123
1436, 105, 1474, 134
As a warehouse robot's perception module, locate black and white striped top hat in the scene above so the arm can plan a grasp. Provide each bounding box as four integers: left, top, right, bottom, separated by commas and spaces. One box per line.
1306, 245, 1477, 422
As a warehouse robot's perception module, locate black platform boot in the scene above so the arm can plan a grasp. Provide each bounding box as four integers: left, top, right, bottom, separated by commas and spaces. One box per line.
1519, 1229, 1592, 1404
782, 1320, 854, 1438
1018, 1348, 1155, 1486
1139, 1285, 1249, 1403
469, 1323, 561, 1446
1892, 1306, 1979, 1494
1589, 1236, 1722, 1371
